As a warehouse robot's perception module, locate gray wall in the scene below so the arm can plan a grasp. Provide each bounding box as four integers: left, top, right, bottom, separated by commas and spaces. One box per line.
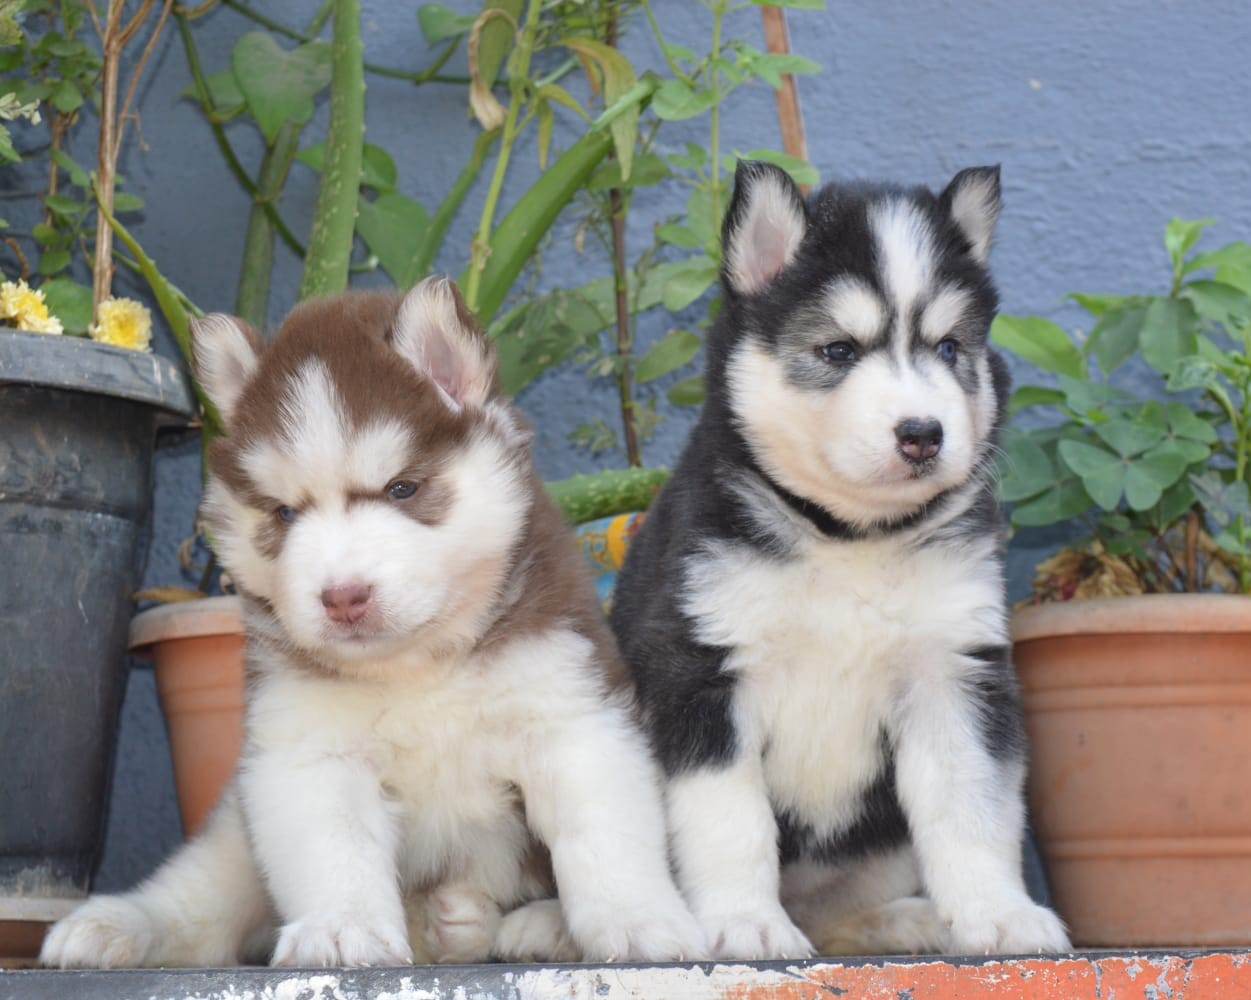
93, 0, 1251, 888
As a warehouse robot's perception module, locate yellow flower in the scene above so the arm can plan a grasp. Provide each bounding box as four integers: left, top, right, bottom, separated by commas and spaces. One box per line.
0, 279, 63, 335
89, 297, 152, 351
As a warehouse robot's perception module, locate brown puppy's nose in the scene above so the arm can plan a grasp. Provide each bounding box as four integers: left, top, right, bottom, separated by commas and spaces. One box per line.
895, 418, 944, 463
321, 582, 373, 624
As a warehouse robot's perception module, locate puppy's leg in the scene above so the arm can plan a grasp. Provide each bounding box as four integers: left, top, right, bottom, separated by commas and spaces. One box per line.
516, 641, 706, 961
783, 851, 949, 956
892, 646, 1070, 955
667, 754, 813, 960
40, 784, 271, 968
240, 750, 411, 967
494, 899, 580, 962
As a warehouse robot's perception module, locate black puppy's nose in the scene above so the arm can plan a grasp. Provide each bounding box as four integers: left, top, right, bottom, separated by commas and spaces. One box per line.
895, 418, 943, 462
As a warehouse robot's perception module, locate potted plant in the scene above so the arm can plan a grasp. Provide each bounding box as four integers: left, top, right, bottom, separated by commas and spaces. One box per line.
0, 1, 195, 957
994, 217, 1251, 946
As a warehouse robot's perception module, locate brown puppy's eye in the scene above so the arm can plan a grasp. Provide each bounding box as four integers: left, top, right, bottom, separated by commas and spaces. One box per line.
276, 505, 297, 523
386, 480, 419, 500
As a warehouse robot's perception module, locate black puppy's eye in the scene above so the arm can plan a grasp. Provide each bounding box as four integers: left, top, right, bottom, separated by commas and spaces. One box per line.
387, 480, 419, 500
819, 341, 857, 364
276, 505, 297, 523
937, 338, 959, 364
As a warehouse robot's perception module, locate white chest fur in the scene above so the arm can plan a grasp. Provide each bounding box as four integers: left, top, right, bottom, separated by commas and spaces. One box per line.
682, 531, 1006, 837
243, 634, 592, 893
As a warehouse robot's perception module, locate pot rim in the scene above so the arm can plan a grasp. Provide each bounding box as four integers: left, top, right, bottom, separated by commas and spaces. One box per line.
129, 595, 244, 654
0, 328, 195, 420
1012, 593, 1251, 642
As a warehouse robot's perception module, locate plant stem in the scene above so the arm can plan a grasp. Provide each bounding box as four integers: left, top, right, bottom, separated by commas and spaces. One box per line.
219, 0, 469, 85
708, 1, 724, 230
604, 11, 639, 467
91, 0, 123, 314
463, 0, 542, 314
639, 0, 694, 85
176, 12, 307, 258
235, 122, 300, 328
412, 128, 499, 284
297, 0, 365, 301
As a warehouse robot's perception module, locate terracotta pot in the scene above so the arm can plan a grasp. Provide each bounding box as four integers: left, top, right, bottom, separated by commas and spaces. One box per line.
129, 597, 246, 836
1014, 593, 1251, 947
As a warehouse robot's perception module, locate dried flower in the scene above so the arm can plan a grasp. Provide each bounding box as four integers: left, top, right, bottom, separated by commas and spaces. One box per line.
0, 278, 63, 334
89, 297, 152, 351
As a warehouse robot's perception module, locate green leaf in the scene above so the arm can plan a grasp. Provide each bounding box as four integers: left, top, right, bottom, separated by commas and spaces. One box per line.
50, 148, 89, 188
636, 329, 701, 383
535, 101, 553, 170
1156, 478, 1196, 526
662, 256, 719, 311
560, 37, 638, 180
1166, 401, 1218, 443
52, 79, 82, 113
356, 192, 430, 289
1094, 416, 1164, 457
990, 315, 1084, 379
662, 42, 697, 63
1006, 385, 1066, 415
231, 33, 332, 144
667, 374, 705, 406
1165, 217, 1214, 271
112, 192, 144, 214
297, 141, 397, 191
588, 151, 670, 191
657, 222, 702, 249
535, 82, 587, 120
748, 52, 820, 88
179, 67, 246, 114
1058, 439, 1124, 509
417, 3, 476, 43
39, 277, 92, 334
1139, 296, 1197, 373
668, 142, 707, 171
997, 430, 1055, 502
1124, 443, 1191, 510
1182, 279, 1251, 325
1084, 305, 1145, 374
1067, 291, 1132, 317
653, 78, 717, 121
37, 248, 70, 275
1194, 241, 1251, 295
1010, 477, 1091, 527
43, 193, 81, 217
738, 148, 818, 187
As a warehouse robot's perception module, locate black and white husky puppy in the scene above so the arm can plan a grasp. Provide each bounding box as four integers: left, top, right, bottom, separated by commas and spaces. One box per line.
611, 162, 1070, 959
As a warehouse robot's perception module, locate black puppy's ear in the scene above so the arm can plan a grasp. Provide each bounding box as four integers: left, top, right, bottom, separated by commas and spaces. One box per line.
940, 165, 1001, 265
721, 160, 808, 296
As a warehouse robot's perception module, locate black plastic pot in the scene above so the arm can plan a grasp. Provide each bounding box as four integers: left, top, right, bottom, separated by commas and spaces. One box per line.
0, 330, 194, 899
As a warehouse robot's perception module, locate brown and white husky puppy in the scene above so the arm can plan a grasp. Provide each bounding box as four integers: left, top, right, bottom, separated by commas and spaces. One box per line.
41, 278, 704, 968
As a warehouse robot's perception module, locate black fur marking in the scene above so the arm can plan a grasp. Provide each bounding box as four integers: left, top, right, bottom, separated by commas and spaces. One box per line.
963, 645, 1028, 762
777, 749, 910, 864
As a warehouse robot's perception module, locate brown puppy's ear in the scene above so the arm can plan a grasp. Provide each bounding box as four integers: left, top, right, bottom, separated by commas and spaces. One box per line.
391, 276, 497, 411
940, 165, 1001, 265
190, 313, 263, 427
721, 159, 808, 296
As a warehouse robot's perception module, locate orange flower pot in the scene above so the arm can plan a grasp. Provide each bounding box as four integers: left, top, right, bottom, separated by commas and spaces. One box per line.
1014, 594, 1251, 947
129, 597, 246, 836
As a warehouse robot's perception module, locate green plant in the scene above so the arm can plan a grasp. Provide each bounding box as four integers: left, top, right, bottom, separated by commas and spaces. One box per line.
493, 0, 822, 465
994, 218, 1251, 596
0, 0, 166, 334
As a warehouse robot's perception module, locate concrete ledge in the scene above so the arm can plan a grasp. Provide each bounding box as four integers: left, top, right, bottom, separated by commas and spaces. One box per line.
3, 952, 1250, 1000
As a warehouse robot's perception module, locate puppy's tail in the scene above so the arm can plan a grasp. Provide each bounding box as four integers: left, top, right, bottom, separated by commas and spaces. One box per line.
40, 784, 273, 968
